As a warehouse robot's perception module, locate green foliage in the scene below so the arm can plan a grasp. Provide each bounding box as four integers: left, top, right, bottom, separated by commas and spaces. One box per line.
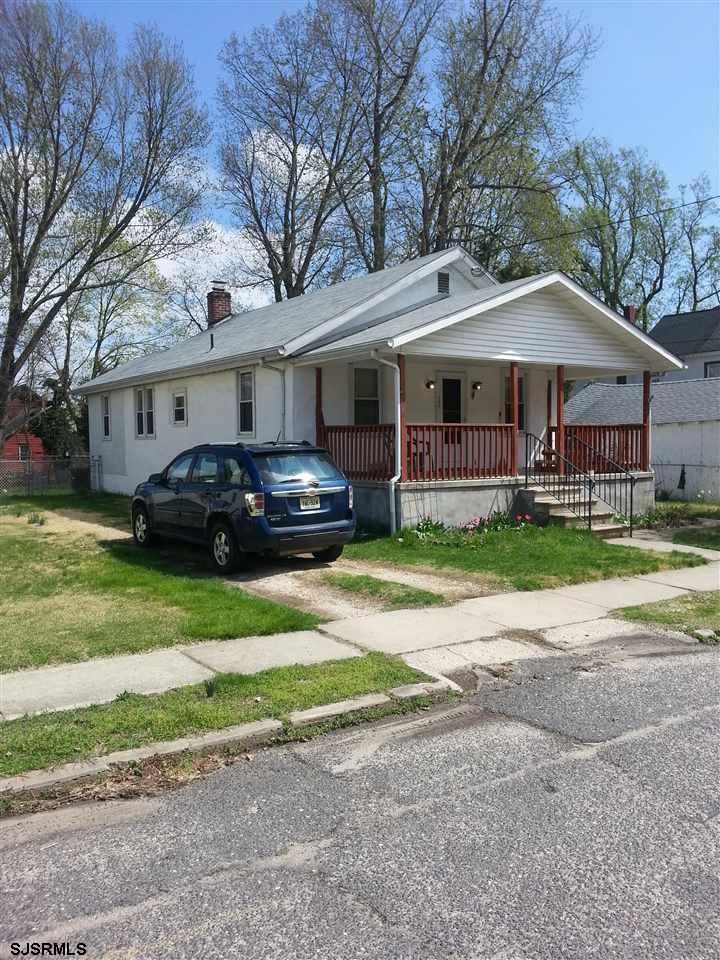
33, 400, 85, 456
322, 571, 445, 609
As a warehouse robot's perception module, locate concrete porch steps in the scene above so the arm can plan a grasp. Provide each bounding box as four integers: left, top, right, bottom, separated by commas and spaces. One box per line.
522, 484, 627, 539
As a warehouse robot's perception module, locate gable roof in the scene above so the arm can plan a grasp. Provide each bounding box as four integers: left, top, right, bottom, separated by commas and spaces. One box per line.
649, 306, 720, 356
565, 378, 720, 425
77, 248, 485, 394
299, 271, 685, 372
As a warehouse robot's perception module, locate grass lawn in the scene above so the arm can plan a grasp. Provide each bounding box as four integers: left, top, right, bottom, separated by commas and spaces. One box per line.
346, 526, 705, 592
0, 653, 425, 778
653, 499, 720, 525
0, 491, 131, 529
672, 528, 720, 551
322, 571, 445, 609
615, 592, 720, 636
0, 503, 320, 672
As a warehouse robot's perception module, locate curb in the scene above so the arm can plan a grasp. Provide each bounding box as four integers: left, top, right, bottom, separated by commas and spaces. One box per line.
0, 682, 454, 800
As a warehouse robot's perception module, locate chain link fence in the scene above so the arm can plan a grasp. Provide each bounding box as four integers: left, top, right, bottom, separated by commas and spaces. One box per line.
0, 456, 102, 496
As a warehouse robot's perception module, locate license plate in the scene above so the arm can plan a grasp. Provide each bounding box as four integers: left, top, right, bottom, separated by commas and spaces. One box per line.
299, 495, 320, 511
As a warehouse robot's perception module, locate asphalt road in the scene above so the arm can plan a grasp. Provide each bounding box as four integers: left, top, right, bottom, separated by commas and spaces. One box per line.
2, 634, 719, 960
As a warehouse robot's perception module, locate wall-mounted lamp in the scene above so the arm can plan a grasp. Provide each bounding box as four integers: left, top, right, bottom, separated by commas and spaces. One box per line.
425, 379, 436, 391
471, 381, 482, 397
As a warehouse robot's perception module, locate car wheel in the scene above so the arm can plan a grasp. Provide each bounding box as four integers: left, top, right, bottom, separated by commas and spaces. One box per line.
132, 506, 154, 547
210, 522, 240, 574
312, 544, 344, 563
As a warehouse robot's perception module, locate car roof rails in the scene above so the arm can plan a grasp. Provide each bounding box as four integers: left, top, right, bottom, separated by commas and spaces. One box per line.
258, 440, 312, 446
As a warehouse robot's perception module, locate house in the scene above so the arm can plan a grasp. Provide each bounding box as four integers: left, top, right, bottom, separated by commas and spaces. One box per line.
647, 306, 720, 382
77, 247, 684, 531
566, 378, 720, 502
1, 389, 48, 464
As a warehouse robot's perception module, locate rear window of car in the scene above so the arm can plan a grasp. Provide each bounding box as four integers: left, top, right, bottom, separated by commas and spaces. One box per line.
252, 451, 344, 485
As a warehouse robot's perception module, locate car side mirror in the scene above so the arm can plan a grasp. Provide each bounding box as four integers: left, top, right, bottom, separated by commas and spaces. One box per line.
148, 472, 163, 484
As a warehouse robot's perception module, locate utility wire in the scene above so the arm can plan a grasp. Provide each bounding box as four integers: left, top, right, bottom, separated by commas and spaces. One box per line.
498, 193, 720, 251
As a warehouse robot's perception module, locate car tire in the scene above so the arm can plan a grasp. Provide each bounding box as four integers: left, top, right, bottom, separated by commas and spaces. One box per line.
210, 521, 241, 574
132, 505, 154, 548
312, 544, 344, 563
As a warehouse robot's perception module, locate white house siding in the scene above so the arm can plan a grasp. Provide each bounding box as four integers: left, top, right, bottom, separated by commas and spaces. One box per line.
654, 350, 720, 382
358, 263, 483, 326
403, 289, 649, 371
90, 366, 287, 494
652, 420, 720, 501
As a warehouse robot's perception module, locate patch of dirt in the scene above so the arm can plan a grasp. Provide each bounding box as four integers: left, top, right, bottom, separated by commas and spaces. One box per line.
226, 553, 506, 620
227, 557, 384, 619
335, 557, 504, 600
3, 509, 129, 542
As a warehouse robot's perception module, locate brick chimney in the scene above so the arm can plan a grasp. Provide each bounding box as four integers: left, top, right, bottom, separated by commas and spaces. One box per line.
623, 304, 637, 325
207, 281, 232, 327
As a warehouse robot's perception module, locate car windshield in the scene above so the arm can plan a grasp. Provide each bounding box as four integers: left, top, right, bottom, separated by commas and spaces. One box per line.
252, 451, 343, 485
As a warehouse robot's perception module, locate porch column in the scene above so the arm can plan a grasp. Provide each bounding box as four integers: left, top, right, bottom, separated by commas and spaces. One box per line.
555, 365, 565, 475
510, 361, 520, 474
398, 354, 407, 480
641, 370, 651, 471
315, 368, 323, 444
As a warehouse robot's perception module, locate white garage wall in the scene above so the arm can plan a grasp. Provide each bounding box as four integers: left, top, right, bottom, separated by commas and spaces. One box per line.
652, 420, 720, 500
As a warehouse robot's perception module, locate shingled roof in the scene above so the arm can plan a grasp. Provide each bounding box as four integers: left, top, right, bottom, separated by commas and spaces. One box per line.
649, 306, 720, 356
565, 378, 720, 425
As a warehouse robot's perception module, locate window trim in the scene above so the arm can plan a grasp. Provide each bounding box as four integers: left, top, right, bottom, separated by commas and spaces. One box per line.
352, 365, 382, 425
101, 394, 111, 440
171, 388, 188, 427
704, 361, 720, 379
135, 385, 156, 438
17, 442, 30, 462
236, 368, 255, 436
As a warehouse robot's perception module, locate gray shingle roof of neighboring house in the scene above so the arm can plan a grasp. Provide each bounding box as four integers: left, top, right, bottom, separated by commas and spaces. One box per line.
300, 274, 542, 356
77, 249, 463, 393
649, 306, 720, 356
565, 378, 720, 425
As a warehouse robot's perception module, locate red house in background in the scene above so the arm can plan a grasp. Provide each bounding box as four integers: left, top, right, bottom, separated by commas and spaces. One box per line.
1, 389, 49, 463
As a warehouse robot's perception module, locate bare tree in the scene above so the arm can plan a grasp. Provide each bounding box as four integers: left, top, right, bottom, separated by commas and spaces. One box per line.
401, 0, 595, 258
218, 7, 364, 300
327, 0, 442, 272
0, 0, 208, 442
671, 176, 720, 312
556, 139, 682, 328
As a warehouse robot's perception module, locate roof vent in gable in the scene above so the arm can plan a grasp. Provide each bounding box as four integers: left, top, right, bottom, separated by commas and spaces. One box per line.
437, 271, 450, 295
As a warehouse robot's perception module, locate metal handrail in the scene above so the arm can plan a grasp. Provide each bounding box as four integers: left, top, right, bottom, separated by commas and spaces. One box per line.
565, 432, 636, 536
525, 432, 596, 532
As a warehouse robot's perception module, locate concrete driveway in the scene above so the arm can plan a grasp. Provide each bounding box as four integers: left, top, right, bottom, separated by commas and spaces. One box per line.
2, 628, 718, 960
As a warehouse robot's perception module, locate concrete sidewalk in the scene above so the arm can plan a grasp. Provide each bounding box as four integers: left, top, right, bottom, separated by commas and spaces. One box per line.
2, 542, 717, 721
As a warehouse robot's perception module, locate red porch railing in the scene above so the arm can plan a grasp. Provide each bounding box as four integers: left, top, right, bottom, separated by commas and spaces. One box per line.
406, 423, 515, 480
565, 424, 645, 472
320, 423, 396, 480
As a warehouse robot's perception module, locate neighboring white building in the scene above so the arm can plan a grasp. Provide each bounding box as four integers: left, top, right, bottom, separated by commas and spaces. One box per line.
565, 379, 720, 502
77, 247, 684, 529
645, 306, 720, 383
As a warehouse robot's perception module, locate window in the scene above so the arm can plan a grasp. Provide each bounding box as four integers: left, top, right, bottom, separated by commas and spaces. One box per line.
237, 370, 254, 434
222, 455, 251, 486
616, 375, 627, 385
102, 395, 111, 439
17, 443, 30, 462
166, 453, 194, 483
441, 377, 463, 423
252, 451, 343, 484
437, 271, 450, 295
192, 452, 219, 484
354, 367, 380, 425
504, 375, 526, 430
705, 361, 720, 379
172, 389, 187, 425
135, 387, 155, 436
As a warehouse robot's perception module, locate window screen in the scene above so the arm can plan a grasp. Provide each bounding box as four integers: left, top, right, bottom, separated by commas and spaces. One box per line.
354, 368, 380, 425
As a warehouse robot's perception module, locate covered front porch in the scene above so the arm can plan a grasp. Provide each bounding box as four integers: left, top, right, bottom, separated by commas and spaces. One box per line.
313, 357, 651, 483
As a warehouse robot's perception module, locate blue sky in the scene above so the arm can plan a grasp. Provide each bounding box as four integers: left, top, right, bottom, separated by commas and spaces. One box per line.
77, 0, 719, 195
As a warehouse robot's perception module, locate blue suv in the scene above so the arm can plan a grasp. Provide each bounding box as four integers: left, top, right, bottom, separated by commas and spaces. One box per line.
131, 441, 355, 573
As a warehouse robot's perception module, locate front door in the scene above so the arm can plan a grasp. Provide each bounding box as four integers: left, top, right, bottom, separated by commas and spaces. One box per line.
441, 377, 463, 423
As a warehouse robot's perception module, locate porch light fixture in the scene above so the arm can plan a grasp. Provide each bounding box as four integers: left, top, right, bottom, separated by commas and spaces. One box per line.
425, 379, 436, 390
471, 381, 482, 396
